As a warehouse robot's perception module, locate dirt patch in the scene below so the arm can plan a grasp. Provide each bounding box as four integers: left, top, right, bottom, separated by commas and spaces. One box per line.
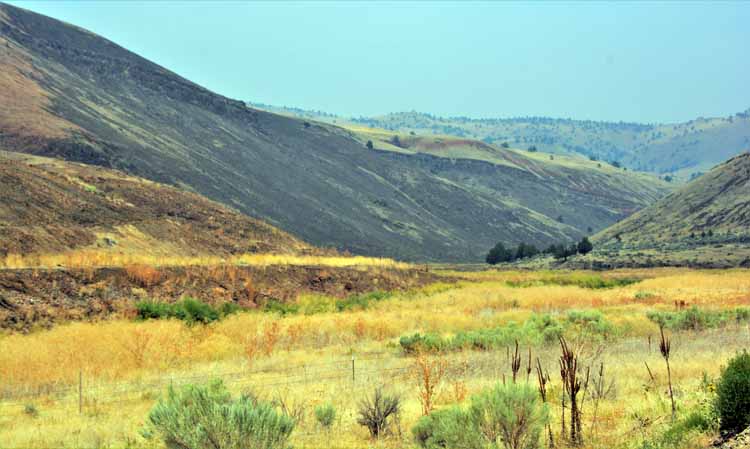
0, 265, 446, 331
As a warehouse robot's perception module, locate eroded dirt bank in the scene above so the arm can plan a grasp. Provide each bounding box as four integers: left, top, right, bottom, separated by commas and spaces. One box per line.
0, 265, 444, 331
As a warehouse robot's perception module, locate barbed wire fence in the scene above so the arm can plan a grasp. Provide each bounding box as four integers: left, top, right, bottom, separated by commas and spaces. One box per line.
0, 353, 438, 448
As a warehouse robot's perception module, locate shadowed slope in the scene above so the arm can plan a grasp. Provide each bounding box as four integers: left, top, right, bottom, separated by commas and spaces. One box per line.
0, 3, 670, 261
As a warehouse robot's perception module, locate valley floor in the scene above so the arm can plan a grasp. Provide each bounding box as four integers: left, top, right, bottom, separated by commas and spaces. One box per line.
1, 268, 749, 448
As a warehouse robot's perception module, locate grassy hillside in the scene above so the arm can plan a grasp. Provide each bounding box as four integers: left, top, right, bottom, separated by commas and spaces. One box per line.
254, 104, 750, 178
0, 4, 669, 262
0, 150, 311, 260
596, 152, 750, 244
584, 152, 750, 267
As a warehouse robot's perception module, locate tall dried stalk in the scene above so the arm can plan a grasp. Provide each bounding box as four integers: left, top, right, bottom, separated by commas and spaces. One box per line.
559, 336, 584, 446
412, 352, 447, 415
659, 325, 676, 421
511, 340, 521, 383
536, 358, 554, 448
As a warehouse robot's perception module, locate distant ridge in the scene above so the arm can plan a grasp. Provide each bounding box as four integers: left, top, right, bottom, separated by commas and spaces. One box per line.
252, 103, 750, 178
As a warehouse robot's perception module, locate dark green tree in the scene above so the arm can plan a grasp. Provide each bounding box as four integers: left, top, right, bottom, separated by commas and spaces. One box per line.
366, 140, 374, 150
515, 243, 540, 260
486, 242, 513, 265
577, 237, 593, 255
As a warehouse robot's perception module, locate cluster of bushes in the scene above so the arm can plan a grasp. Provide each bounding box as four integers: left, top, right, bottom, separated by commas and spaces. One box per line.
136, 298, 241, 324
413, 383, 548, 449
506, 273, 639, 289
647, 306, 750, 331
400, 311, 614, 354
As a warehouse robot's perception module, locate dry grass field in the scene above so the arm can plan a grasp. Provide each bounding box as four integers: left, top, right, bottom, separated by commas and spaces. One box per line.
1, 268, 749, 448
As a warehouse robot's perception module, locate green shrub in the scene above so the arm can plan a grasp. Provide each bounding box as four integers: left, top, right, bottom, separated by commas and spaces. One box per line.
136, 298, 239, 324
143, 380, 294, 449
263, 298, 299, 316
469, 383, 549, 449
135, 300, 174, 320
314, 402, 336, 430
336, 291, 392, 312
565, 310, 614, 339
642, 408, 717, 449
526, 314, 564, 344
399, 313, 613, 354
716, 351, 750, 435
412, 383, 548, 449
507, 274, 639, 289
647, 307, 750, 332
413, 406, 480, 449
178, 298, 220, 324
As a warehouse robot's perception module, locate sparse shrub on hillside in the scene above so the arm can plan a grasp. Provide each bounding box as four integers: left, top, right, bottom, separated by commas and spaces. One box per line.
357, 388, 401, 439
143, 380, 294, 449
715, 351, 750, 435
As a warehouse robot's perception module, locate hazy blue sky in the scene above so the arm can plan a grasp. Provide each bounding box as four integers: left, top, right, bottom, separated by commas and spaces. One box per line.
9, 1, 750, 123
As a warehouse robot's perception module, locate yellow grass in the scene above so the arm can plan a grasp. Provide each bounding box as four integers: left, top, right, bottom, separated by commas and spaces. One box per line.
1, 268, 749, 448
0, 250, 411, 270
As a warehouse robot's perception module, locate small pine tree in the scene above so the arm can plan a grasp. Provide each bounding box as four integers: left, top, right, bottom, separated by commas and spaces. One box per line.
366, 140, 374, 150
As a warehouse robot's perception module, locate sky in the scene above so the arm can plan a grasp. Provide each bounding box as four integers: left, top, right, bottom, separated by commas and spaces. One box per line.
8, 1, 750, 123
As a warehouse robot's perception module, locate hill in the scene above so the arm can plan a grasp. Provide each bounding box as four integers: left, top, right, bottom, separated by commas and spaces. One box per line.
254, 104, 750, 179
0, 3, 670, 261
0, 150, 310, 259
589, 152, 750, 267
